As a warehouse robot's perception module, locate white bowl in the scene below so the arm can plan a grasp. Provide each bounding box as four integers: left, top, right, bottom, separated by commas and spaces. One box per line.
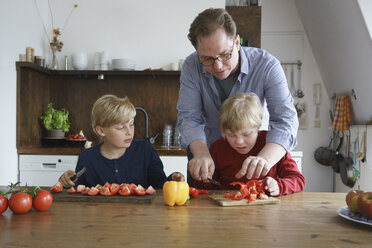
72, 59, 88, 70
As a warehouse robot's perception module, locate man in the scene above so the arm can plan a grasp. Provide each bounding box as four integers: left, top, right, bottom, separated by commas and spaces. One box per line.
177, 8, 298, 184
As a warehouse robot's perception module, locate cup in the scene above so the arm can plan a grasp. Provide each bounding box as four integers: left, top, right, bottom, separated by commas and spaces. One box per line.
170, 62, 179, 71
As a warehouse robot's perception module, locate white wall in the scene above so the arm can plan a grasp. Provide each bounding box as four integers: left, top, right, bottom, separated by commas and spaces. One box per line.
0, 0, 334, 192
261, 0, 333, 192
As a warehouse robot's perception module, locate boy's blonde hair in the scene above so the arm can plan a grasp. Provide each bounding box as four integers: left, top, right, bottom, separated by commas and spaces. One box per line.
91, 95, 136, 137
219, 93, 262, 133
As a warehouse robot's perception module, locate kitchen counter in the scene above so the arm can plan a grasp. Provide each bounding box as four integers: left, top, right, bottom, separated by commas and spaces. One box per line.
1, 191, 371, 247
17, 146, 187, 156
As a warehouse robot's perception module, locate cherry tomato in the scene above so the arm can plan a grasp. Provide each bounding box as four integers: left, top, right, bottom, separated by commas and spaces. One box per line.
189, 187, 199, 198
0, 195, 8, 214
51, 182, 63, 193
33, 190, 53, 211
8, 192, 32, 214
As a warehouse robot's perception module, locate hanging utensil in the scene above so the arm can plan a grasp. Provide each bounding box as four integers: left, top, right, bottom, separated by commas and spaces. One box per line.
340, 134, 356, 188
296, 61, 304, 98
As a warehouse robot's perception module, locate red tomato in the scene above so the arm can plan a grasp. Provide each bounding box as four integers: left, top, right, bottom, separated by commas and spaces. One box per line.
76, 185, 86, 193
118, 184, 131, 196
95, 184, 103, 191
110, 183, 120, 195
189, 187, 199, 198
100, 186, 111, 196
8, 192, 32, 214
104, 182, 111, 188
145, 186, 156, 195
81, 187, 90, 195
67, 187, 76, 194
134, 185, 146, 196
0, 195, 8, 214
51, 182, 63, 193
33, 190, 53, 211
128, 183, 137, 194
199, 189, 209, 195
88, 187, 99, 196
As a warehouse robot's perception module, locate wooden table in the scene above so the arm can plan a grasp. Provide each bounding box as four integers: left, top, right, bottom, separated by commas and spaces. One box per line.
1, 192, 371, 248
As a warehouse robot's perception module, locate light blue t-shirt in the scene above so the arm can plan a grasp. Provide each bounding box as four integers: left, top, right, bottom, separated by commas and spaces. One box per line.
176, 46, 298, 151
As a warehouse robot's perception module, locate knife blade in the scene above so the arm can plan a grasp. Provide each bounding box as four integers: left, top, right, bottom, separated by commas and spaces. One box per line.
70, 167, 86, 181
207, 178, 221, 187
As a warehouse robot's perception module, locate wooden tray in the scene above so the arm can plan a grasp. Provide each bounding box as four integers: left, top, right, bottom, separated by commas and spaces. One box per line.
208, 193, 280, 207
52, 190, 156, 204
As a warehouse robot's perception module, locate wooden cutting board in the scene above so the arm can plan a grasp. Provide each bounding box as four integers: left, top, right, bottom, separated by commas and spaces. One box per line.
208, 193, 280, 207
52, 191, 156, 204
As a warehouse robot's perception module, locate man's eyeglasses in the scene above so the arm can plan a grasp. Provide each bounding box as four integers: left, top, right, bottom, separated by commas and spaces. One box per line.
199, 43, 235, 66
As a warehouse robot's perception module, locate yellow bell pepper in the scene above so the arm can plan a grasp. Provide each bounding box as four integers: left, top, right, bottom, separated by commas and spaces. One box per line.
163, 181, 189, 206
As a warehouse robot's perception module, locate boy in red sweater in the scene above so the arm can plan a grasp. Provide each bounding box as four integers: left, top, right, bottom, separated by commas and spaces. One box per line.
195, 93, 305, 196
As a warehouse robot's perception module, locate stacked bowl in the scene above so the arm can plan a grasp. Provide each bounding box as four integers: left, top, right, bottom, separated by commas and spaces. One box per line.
72, 53, 88, 70
112, 59, 136, 70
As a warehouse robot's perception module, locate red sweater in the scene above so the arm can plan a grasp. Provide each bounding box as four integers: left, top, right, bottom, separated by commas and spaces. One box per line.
194, 131, 305, 196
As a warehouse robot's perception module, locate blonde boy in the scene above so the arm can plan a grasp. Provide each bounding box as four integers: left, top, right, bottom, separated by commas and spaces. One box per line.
196, 93, 305, 196
60, 94, 183, 188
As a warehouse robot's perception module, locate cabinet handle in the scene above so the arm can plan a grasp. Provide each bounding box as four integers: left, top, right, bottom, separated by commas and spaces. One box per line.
42, 163, 57, 169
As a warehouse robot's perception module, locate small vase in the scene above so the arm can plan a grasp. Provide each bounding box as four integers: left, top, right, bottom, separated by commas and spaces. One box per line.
49, 46, 59, 70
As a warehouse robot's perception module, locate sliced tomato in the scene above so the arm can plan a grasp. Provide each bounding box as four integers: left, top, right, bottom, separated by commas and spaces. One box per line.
118, 185, 131, 196
95, 184, 103, 191
76, 185, 86, 193
110, 183, 120, 195
104, 182, 111, 188
189, 187, 199, 198
128, 183, 137, 194
145, 186, 156, 195
81, 187, 90, 195
100, 186, 111, 196
88, 187, 99, 196
51, 182, 63, 193
134, 184, 146, 196
67, 187, 76, 194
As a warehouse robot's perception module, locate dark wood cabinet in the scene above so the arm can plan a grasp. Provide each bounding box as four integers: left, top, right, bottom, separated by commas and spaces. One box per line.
16, 62, 185, 155
226, 6, 261, 48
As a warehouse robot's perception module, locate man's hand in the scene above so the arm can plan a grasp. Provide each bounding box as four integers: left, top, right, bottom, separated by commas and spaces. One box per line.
235, 156, 270, 179
189, 140, 215, 182
264, 176, 279, 196
59, 170, 76, 188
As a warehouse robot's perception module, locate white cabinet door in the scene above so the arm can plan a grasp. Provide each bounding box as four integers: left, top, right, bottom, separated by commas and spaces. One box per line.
160, 156, 188, 181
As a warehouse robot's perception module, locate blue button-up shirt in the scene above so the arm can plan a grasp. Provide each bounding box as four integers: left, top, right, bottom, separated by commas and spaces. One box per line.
176, 46, 298, 152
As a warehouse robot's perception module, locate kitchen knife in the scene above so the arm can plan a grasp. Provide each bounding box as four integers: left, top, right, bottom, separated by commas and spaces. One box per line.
207, 178, 221, 187
70, 167, 86, 181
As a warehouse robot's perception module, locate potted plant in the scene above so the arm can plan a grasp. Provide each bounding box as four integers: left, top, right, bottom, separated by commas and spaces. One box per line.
40, 103, 70, 138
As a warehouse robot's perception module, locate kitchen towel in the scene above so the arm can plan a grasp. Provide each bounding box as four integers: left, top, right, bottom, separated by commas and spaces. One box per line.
332, 95, 350, 130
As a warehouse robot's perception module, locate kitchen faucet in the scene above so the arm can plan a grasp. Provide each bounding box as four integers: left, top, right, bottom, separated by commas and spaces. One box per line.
135, 107, 158, 144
